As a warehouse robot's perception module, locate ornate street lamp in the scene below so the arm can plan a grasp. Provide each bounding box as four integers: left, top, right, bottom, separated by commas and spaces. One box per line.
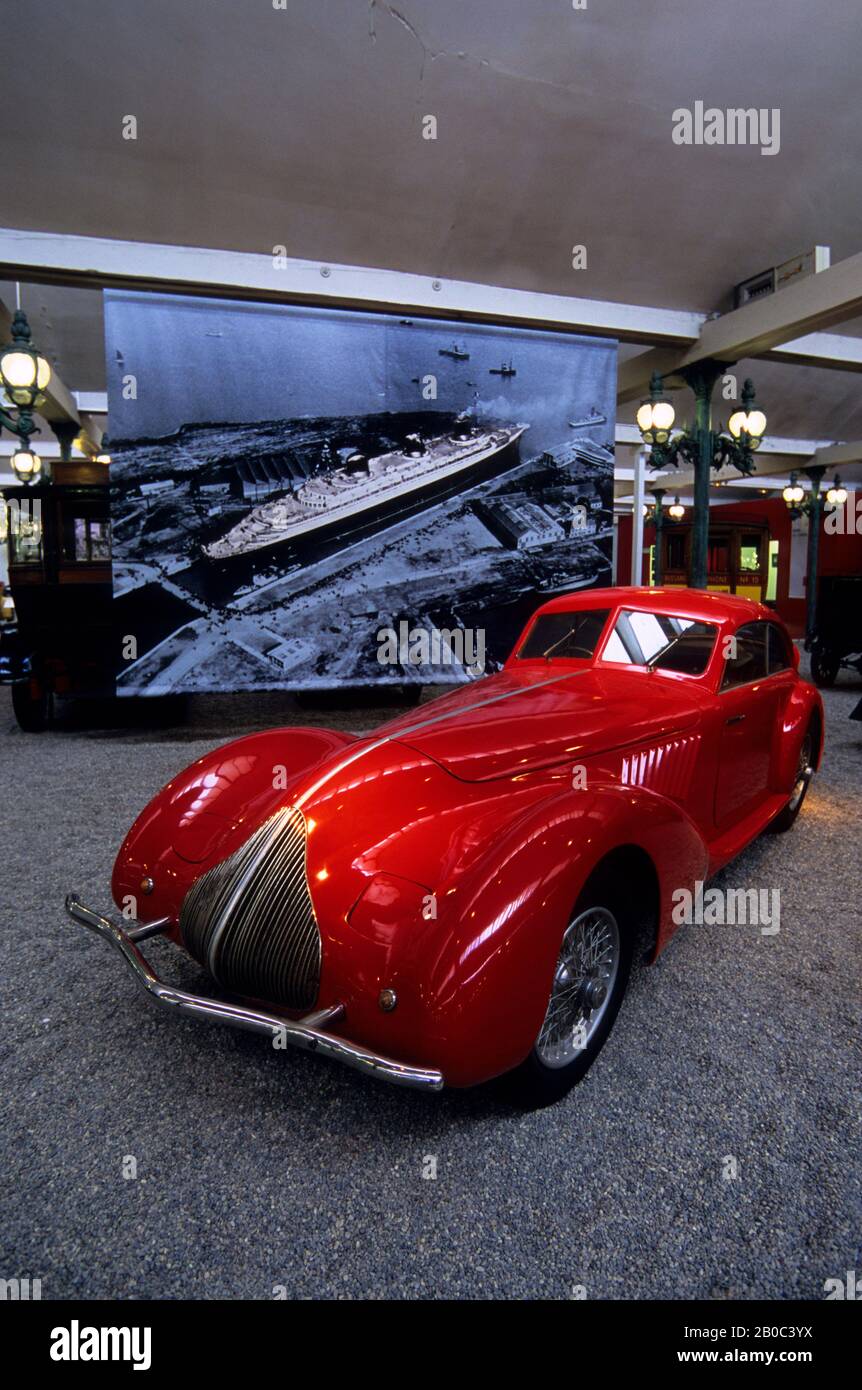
727, 380, 767, 451
637, 368, 766, 589
0, 310, 52, 487
10, 445, 42, 482
0, 311, 52, 407
781, 474, 805, 511
668, 496, 686, 520
781, 466, 841, 643
636, 384, 676, 446
825, 474, 848, 508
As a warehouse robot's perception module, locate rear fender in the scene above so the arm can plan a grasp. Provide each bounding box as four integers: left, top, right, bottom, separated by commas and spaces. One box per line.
774, 683, 824, 791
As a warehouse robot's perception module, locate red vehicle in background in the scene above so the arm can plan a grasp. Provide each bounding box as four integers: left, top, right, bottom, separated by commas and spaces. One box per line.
68, 587, 822, 1105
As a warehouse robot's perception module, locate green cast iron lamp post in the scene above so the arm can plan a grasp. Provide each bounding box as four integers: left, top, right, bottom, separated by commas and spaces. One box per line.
637, 368, 766, 589
0, 310, 52, 485
643, 489, 666, 585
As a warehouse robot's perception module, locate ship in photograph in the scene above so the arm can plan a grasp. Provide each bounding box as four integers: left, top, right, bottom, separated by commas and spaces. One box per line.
205, 422, 528, 561
569, 409, 607, 429
438, 341, 469, 360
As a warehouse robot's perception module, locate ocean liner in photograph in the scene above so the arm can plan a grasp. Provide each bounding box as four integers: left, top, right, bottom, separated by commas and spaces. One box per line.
105, 289, 616, 694
205, 421, 528, 561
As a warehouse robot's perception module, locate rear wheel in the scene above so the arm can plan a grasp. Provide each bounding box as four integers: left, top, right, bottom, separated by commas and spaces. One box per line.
811, 646, 840, 687
769, 729, 814, 833
511, 874, 635, 1107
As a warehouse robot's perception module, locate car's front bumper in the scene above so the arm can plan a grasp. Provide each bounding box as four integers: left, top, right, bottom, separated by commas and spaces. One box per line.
65, 895, 444, 1092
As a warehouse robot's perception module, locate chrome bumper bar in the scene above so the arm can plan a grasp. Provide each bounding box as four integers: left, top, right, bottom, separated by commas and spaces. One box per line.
65, 895, 444, 1092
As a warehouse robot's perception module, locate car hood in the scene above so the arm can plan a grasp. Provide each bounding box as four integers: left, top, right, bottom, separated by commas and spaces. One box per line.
379, 665, 704, 782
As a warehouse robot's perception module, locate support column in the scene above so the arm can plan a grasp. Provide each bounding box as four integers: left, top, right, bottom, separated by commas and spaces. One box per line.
680, 362, 723, 590
651, 488, 665, 586
802, 465, 826, 643
631, 449, 646, 585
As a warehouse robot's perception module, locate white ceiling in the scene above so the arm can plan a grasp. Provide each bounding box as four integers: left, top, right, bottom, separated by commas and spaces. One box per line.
2, 0, 862, 448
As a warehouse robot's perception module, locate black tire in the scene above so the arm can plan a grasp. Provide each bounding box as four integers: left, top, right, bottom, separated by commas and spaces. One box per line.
510, 869, 637, 1108
811, 647, 840, 688
11, 680, 50, 732
769, 727, 815, 833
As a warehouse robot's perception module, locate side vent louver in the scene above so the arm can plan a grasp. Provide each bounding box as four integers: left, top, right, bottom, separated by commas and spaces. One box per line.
620, 734, 701, 801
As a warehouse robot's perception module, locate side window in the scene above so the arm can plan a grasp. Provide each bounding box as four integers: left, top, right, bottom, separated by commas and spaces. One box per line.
767, 623, 791, 674
721, 622, 768, 690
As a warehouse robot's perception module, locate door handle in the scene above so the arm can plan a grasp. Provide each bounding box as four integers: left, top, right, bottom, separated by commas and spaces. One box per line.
725, 714, 746, 726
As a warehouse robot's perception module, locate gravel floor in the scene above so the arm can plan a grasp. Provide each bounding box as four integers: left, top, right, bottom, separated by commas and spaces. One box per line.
1, 668, 860, 1301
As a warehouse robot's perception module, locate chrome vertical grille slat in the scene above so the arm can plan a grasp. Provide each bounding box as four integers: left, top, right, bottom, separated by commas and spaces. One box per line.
179, 806, 321, 1011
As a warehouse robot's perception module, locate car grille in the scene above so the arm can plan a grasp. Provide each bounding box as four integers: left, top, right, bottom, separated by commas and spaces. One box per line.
180, 806, 321, 1011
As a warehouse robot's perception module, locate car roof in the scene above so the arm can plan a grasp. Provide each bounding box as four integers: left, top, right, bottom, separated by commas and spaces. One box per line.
535, 586, 775, 627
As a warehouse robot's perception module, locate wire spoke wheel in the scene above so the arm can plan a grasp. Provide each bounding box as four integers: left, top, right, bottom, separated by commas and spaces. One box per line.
789, 732, 813, 812
535, 906, 621, 1069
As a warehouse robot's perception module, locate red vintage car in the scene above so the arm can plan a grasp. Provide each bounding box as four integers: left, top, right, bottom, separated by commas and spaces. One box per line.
67, 587, 823, 1104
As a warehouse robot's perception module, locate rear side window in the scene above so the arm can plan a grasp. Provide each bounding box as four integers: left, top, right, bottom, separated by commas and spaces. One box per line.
603, 609, 717, 675
518, 609, 611, 659
767, 623, 792, 673
721, 621, 768, 689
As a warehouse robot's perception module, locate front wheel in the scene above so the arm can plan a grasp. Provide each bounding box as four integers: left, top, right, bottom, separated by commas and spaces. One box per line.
511, 876, 635, 1107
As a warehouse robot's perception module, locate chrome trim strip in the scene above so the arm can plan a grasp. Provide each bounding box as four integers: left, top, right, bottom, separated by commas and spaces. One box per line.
65, 895, 444, 1092
293, 667, 594, 810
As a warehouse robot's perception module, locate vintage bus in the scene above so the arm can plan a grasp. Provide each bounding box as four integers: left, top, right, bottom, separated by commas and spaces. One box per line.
653, 518, 773, 603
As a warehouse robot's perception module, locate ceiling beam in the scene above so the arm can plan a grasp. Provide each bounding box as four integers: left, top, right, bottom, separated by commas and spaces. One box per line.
0, 227, 703, 346
614, 423, 835, 458
73, 391, 108, 415
766, 331, 862, 371
0, 438, 88, 458
631, 456, 824, 492
812, 439, 862, 468
678, 249, 862, 368
616, 348, 689, 404
618, 329, 862, 407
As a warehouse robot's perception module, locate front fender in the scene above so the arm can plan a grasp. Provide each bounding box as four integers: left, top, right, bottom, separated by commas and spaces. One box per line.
334, 779, 708, 1087
111, 726, 355, 931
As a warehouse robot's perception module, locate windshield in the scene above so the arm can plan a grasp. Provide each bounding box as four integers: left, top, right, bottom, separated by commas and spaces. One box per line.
517, 609, 611, 660
603, 609, 717, 675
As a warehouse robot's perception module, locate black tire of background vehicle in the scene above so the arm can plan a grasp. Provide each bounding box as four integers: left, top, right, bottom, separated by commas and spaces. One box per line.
11, 681, 50, 732
811, 647, 840, 687
768, 725, 815, 833
509, 867, 637, 1108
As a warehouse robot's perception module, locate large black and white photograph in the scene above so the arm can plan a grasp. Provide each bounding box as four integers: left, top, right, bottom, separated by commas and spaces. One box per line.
107, 291, 615, 693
